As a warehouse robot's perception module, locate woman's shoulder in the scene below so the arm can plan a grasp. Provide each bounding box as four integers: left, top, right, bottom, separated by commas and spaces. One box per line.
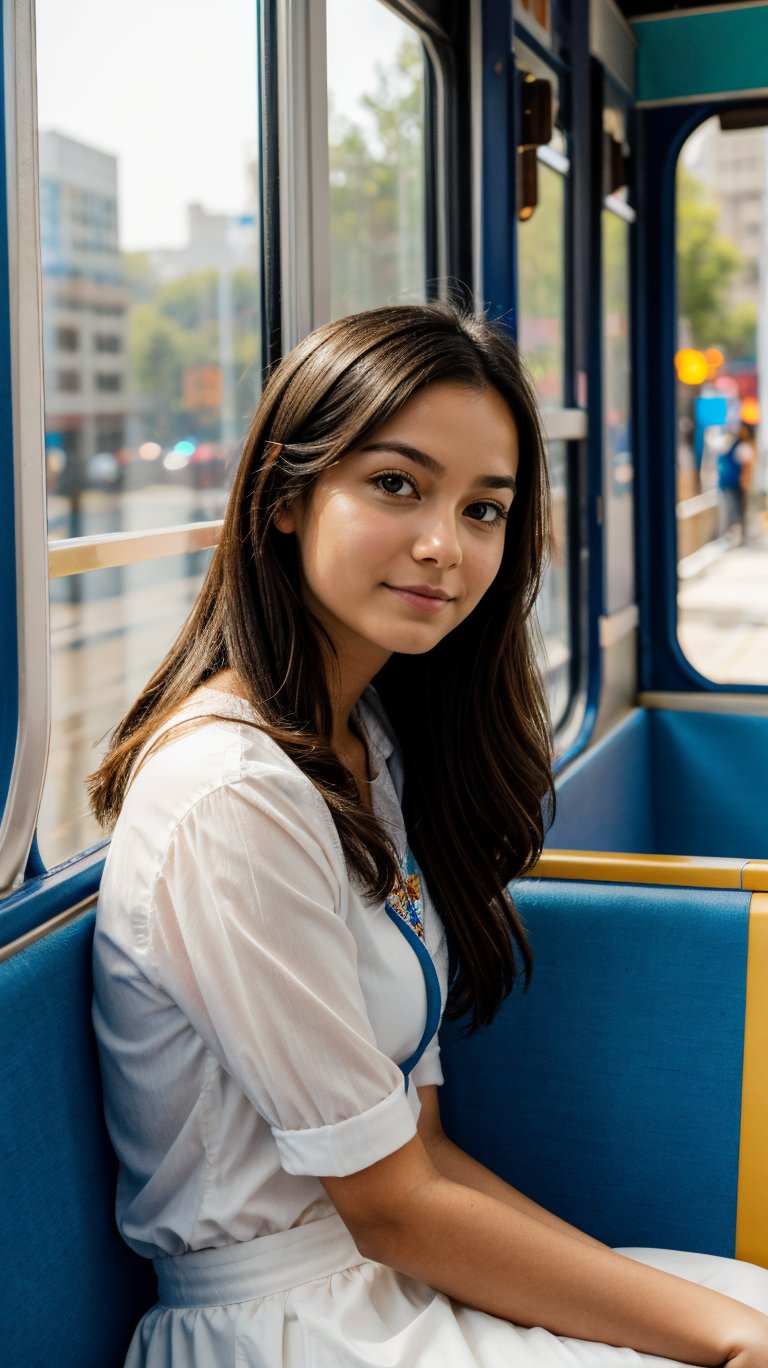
112, 687, 338, 873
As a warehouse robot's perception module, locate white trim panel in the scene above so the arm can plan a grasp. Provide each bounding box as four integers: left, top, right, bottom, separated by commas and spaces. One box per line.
639, 691, 768, 716
538, 144, 570, 177
604, 194, 636, 224
0, 0, 50, 896
590, 0, 636, 98
542, 408, 588, 441
277, 0, 330, 349
599, 601, 639, 650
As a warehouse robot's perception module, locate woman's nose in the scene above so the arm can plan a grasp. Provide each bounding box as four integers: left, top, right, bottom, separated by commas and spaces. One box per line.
411, 514, 462, 567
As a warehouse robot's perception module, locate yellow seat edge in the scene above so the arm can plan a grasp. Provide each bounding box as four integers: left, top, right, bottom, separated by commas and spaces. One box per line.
736, 892, 768, 1269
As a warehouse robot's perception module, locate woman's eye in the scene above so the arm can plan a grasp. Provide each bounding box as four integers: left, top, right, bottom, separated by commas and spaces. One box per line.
374, 472, 417, 498
465, 500, 508, 525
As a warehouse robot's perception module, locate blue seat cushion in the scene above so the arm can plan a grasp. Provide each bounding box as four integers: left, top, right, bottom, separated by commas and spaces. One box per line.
0, 912, 155, 1366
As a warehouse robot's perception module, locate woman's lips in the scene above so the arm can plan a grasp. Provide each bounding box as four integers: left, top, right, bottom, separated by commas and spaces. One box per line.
384, 585, 454, 613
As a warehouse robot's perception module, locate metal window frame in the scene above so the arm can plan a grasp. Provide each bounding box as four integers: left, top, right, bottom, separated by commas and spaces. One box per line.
0, 0, 50, 897
275, 0, 455, 350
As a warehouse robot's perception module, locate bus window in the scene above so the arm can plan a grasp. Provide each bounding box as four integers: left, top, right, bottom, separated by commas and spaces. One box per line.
515, 51, 573, 728
41, 552, 213, 864
535, 440, 570, 727
326, 0, 427, 318
602, 135, 634, 616
35, 0, 260, 864
517, 160, 565, 407
675, 116, 768, 684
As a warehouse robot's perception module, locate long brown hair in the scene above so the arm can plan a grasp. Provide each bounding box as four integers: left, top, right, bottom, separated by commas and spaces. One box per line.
89, 302, 554, 1028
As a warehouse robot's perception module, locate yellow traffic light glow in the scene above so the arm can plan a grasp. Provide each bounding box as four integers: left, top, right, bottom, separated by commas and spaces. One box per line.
675, 349, 709, 385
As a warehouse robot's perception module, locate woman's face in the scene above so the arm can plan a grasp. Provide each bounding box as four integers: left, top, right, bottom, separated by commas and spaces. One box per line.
276, 380, 520, 675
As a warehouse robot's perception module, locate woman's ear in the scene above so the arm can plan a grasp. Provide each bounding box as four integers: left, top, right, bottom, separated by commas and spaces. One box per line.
273, 500, 297, 534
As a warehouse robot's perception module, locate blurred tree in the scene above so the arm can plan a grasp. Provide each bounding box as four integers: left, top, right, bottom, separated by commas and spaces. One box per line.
329, 35, 425, 317
677, 168, 757, 359
127, 267, 260, 442
517, 164, 564, 401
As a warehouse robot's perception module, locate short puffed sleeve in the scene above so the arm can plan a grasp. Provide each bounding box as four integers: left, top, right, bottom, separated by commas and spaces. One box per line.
147, 761, 417, 1177
409, 1033, 444, 1088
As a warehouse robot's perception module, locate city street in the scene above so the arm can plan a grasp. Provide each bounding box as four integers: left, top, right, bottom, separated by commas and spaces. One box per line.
678, 519, 768, 684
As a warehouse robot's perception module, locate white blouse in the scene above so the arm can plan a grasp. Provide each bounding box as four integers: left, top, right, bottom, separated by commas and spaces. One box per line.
93, 686, 449, 1260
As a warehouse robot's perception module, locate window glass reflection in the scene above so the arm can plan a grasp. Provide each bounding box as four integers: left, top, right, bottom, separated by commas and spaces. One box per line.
675, 118, 768, 683
327, 0, 426, 318
36, 0, 261, 540
537, 440, 571, 730
40, 551, 213, 867
517, 162, 565, 407
602, 209, 634, 613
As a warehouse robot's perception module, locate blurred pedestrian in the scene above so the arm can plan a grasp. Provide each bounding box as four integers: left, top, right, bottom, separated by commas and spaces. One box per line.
717, 421, 755, 544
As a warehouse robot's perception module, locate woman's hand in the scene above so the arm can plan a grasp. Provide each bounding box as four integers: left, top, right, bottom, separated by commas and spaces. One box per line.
725, 1324, 768, 1368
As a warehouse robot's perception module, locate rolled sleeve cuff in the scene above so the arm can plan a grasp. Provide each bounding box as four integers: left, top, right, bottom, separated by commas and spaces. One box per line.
272, 1080, 417, 1177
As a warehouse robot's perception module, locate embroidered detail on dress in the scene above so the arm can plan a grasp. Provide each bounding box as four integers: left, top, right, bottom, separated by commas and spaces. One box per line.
386, 854, 425, 942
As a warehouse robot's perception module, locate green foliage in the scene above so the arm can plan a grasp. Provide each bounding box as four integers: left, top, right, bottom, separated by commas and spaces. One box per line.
329, 35, 425, 317
677, 167, 757, 359
517, 165, 565, 401
126, 261, 260, 442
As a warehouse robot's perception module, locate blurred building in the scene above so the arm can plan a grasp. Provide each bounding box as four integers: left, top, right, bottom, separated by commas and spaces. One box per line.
148, 202, 257, 282
39, 131, 130, 500
685, 120, 766, 301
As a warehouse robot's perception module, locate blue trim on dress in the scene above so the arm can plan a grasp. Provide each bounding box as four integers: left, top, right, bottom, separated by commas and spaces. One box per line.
384, 850, 442, 1090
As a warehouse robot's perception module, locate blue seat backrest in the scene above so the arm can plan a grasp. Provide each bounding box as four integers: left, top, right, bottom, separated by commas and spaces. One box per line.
650, 711, 768, 858
548, 710, 654, 852
0, 912, 155, 1366
548, 708, 768, 859
440, 877, 751, 1257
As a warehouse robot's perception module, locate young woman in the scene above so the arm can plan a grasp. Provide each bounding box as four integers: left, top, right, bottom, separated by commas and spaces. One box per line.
91, 303, 768, 1367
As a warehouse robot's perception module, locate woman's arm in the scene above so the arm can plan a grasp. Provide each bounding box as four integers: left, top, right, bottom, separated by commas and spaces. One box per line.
321, 1125, 768, 1367
415, 1084, 606, 1251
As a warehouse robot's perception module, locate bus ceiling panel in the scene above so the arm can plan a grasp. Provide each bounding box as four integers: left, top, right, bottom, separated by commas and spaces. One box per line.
0, 0, 50, 898
632, 5, 768, 107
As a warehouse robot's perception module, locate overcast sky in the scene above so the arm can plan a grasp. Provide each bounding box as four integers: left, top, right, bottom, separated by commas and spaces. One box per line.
35, 0, 412, 252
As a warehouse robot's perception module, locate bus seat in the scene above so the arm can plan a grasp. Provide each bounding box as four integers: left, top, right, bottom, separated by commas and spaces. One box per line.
0, 912, 155, 1367
440, 877, 765, 1265
548, 709, 768, 860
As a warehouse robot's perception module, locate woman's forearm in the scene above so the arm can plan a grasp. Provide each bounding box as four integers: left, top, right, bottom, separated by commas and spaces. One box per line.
347, 1153, 766, 1366
425, 1131, 606, 1251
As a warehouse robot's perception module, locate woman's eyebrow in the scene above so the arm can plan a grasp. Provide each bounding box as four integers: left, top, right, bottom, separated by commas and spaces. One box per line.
361, 441, 444, 476
360, 441, 517, 493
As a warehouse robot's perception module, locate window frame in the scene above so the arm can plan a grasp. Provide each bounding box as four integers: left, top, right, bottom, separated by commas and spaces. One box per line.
0, 0, 50, 896
509, 20, 588, 744
638, 98, 768, 697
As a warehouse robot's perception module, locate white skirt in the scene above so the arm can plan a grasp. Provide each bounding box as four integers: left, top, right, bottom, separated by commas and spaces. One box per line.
128, 1212, 768, 1367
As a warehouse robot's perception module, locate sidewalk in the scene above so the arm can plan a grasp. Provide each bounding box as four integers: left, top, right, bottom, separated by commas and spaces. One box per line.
677, 526, 768, 684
